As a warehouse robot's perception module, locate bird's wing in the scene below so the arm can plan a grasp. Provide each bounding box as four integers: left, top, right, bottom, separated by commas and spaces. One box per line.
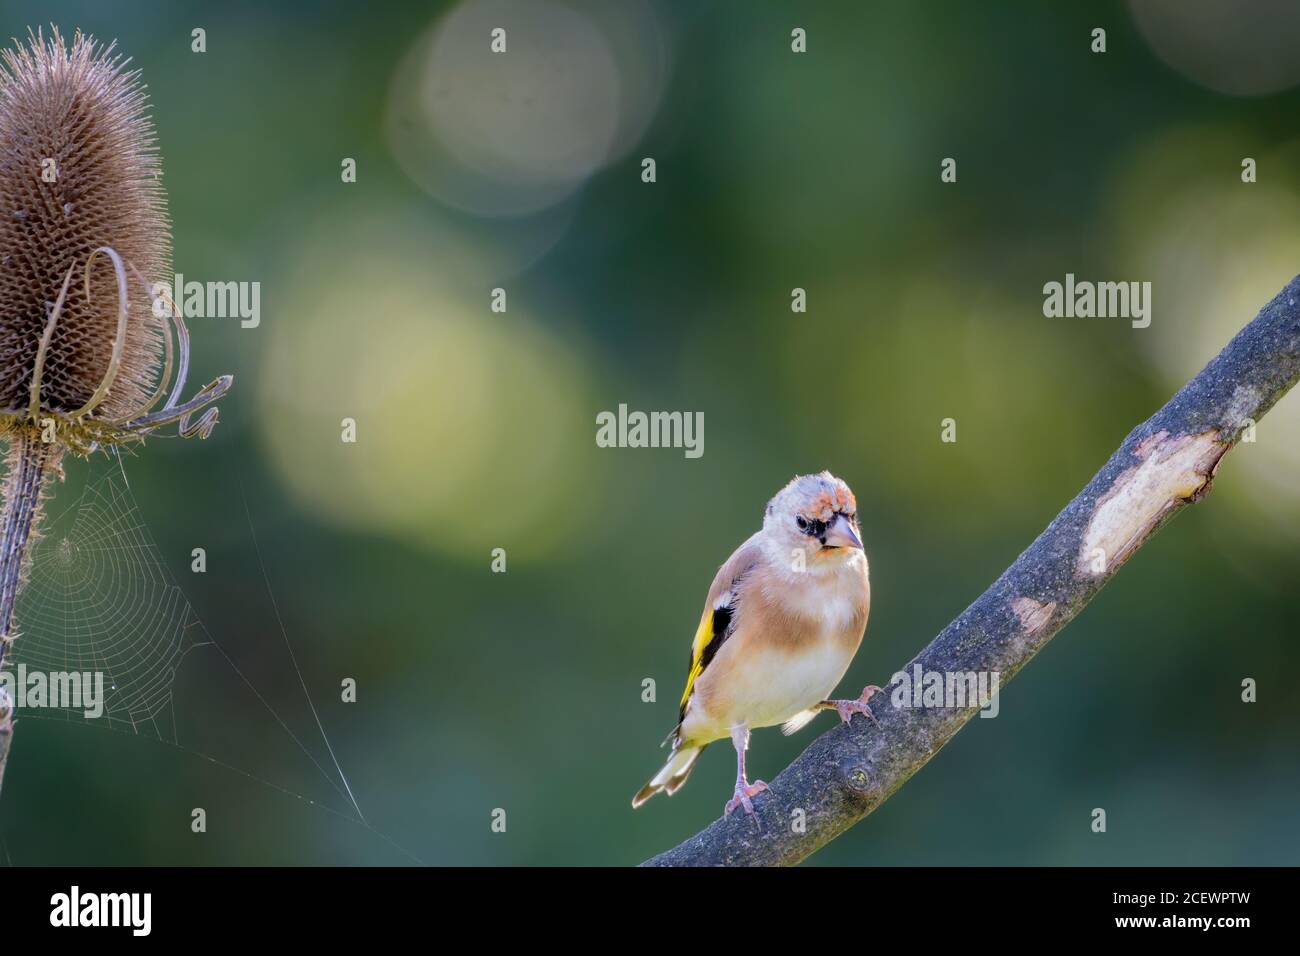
677, 533, 763, 724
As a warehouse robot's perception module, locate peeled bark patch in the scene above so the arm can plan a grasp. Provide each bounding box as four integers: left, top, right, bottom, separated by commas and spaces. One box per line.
1010, 596, 1056, 634
1076, 430, 1227, 577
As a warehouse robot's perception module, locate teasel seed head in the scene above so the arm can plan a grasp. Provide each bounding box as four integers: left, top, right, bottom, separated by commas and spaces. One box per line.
0, 26, 168, 430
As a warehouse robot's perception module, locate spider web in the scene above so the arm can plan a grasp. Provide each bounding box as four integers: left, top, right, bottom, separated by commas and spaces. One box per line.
11, 461, 195, 733
2, 453, 418, 863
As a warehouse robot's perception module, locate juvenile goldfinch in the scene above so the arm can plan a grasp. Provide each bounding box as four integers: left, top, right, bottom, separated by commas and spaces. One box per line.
633, 471, 880, 816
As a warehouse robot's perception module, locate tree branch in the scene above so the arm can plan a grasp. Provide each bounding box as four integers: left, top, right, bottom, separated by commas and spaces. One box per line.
643, 274, 1300, 867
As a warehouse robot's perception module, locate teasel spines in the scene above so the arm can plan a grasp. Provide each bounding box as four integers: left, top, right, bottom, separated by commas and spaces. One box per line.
0, 26, 169, 424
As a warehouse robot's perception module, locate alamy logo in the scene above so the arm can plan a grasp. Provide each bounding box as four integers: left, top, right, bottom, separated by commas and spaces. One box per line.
890, 664, 1001, 718
1042, 273, 1151, 328
595, 404, 704, 459
50, 886, 151, 936
0, 664, 104, 718
152, 273, 261, 328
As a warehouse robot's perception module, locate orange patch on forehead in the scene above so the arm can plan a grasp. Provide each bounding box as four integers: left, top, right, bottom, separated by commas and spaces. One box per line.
804, 483, 856, 522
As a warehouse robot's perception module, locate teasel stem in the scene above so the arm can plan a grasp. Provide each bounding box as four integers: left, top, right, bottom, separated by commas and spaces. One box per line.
0, 428, 59, 794
0, 429, 59, 667
0, 681, 11, 795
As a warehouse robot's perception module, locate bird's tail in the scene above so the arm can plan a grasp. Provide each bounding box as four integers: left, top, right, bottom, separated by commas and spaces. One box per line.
632, 743, 705, 808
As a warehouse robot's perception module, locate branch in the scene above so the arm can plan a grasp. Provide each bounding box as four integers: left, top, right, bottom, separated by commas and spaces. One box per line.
643, 274, 1300, 867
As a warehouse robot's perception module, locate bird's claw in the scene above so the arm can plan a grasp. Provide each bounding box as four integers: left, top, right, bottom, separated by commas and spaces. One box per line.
833, 684, 883, 727
724, 779, 769, 819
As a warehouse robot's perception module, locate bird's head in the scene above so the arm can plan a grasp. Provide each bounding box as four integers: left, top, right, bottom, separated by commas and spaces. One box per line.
763, 471, 863, 566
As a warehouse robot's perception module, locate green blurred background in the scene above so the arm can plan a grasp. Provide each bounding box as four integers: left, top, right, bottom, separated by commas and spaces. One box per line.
1, 0, 1297, 865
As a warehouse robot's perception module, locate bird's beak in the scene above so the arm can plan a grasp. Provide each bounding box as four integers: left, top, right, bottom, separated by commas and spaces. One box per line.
824, 516, 863, 550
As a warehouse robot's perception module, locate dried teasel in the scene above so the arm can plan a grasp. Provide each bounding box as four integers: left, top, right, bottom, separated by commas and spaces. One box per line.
0, 27, 231, 674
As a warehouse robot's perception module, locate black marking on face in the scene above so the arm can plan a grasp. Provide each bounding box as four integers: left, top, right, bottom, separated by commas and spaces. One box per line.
797, 511, 857, 547
795, 515, 827, 542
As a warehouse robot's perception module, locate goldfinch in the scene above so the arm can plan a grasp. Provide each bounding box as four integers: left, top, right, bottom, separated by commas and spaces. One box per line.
633, 471, 879, 816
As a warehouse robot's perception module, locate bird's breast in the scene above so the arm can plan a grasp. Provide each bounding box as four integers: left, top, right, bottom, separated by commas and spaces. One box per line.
719, 624, 860, 731
689, 596, 868, 737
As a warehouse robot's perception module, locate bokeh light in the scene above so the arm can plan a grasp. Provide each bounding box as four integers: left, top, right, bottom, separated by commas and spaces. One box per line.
1129, 0, 1300, 96
386, 0, 669, 217
258, 211, 597, 560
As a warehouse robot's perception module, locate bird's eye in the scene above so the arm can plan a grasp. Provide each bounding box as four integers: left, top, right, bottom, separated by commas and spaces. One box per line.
795, 516, 808, 531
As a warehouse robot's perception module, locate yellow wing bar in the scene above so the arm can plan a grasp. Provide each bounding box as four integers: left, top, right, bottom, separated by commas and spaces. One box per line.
678, 606, 717, 715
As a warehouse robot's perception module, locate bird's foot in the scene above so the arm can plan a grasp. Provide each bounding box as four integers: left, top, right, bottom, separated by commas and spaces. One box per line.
831, 684, 883, 727
724, 779, 769, 817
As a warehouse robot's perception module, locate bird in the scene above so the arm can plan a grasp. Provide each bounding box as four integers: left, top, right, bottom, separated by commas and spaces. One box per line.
633, 471, 880, 817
